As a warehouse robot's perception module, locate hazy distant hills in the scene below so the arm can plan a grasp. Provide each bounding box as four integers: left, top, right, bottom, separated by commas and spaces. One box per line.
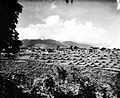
22, 39, 92, 49
62, 41, 92, 48
22, 39, 65, 49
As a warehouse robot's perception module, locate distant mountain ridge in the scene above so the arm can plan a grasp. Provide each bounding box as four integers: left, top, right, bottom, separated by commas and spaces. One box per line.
62, 41, 92, 48
22, 39, 92, 49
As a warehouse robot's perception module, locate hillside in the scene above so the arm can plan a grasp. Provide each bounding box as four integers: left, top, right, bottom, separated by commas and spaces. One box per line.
22, 39, 92, 49
22, 39, 65, 49
1, 46, 120, 98
62, 41, 92, 48
1, 45, 120, 98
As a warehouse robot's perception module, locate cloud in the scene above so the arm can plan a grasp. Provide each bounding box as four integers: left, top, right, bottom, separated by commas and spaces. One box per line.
17, 15, 112, 47
116, 0, 120, 10
50, 1, 57, 9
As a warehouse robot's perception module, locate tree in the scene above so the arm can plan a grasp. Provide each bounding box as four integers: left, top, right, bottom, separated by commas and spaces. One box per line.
56, 45, 60, 51
74, 46, 79, 50
0, 0, 23, 56
70, 45, 74, 51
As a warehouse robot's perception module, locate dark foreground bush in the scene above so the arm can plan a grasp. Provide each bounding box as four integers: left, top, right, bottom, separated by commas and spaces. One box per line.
1, 60, 118, 98
0, 73, 97, 98
0, 75, 40, 98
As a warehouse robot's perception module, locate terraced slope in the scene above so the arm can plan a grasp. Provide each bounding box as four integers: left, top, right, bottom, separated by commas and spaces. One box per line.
1, 47, 120, 98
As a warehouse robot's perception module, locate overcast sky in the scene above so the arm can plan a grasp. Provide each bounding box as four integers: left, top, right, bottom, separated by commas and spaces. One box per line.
17, 0, 120, 48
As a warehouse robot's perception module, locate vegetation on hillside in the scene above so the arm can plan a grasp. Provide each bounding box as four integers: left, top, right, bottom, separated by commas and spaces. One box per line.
1, 46, 120, 98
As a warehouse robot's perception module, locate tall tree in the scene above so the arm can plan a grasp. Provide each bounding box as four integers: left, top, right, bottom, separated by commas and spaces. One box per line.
0, 0, 23, 55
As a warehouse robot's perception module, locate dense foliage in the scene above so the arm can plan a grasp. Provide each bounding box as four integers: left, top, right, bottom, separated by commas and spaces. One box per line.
0, 0, 23, 55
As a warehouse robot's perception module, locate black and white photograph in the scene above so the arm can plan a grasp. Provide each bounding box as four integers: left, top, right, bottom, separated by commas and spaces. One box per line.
1, 0, 120, 98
